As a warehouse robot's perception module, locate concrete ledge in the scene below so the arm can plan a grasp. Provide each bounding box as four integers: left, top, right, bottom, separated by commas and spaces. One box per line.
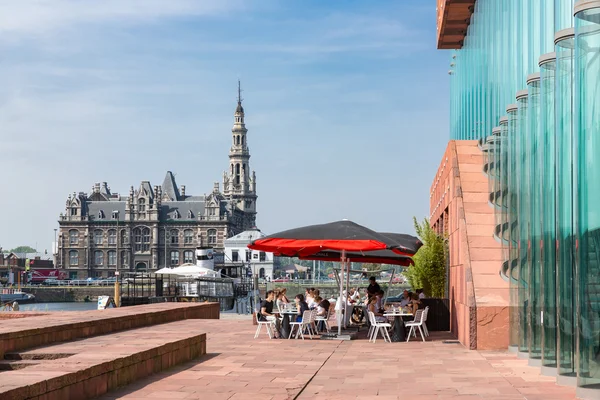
0, 320, 208, 400
0, 302, 219, 358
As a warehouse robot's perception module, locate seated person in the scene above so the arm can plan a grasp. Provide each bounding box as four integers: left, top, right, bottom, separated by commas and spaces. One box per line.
260, 290, 281, 338
294, 294, 310, 322
399, 290, 411, 308
314, 296, 330, 331
366, 295, 387, 323
409, 293, 422, 314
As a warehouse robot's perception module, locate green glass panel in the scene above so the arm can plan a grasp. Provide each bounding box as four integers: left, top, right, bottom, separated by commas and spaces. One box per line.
507, 106, 519, 348
556, 36, 576, 378
575, 7, 600, 390
517, 92, 529, 353
540, 57, 557, 368
527, 77, 542, 360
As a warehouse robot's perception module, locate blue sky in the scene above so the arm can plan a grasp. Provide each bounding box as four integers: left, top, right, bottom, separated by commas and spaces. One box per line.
0, 0, 450, 252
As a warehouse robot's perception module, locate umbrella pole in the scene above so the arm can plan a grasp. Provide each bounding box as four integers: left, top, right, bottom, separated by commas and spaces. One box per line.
344, 257, 350, 329
337, 251, 345, 336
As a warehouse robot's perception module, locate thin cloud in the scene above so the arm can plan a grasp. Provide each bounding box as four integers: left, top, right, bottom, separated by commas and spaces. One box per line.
0, 0, 244, 35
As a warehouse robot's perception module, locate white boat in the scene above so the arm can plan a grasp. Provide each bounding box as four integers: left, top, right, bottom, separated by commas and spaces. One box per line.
0, 288, 35, 304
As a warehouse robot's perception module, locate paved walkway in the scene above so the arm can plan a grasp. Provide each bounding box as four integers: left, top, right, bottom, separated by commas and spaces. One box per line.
100, 318, 577, 400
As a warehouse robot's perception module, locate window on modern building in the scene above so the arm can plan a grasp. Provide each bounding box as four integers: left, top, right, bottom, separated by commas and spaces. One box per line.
69, 250, 79, 266
184, 229, 193, 244
259, 252, 266, 262
184, 250, 194, 264
231, 250, 239, 262
69, 229, 79, 245
108, 230, 116, 245
246, 251, 251, 261
208, 229, 217, 245
170, 229, 179, 244
94, 250, 104, 266
98, 210, 104, 219
138, 198, 146, 212
94, 230, 103, 245
170, 251, 180, 266
142, 228, 150, 251
108, 251, 116, 266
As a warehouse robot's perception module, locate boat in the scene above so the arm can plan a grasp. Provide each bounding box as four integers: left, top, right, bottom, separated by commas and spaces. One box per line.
0, 288, 36, 304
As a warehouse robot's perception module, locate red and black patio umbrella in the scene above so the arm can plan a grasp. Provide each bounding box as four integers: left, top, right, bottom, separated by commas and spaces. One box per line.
298, 249, 414, 266
380, 232, 423, 256
248, 220, 408, 256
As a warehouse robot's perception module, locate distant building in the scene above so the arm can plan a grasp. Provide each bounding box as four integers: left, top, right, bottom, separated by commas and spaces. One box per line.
223, 228, 276, 280
56, 84, 258, 279
0, 249, 53, 284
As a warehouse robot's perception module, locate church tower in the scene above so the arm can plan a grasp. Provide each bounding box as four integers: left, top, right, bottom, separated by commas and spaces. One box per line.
223, 81, 257, 227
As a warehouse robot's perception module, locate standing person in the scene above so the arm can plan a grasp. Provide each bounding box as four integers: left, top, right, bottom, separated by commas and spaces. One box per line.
259, 290, 281, 338
367, 276, 381, 297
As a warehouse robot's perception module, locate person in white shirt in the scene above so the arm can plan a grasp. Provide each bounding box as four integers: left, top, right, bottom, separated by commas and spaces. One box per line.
399, 290, 411, 307
417, 288, 426, 299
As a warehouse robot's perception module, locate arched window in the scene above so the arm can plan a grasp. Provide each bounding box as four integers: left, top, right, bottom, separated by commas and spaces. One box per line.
235, 164, 241, 184
69, 250, 79, 266
69, 229, 79, 245
170, 251, 180, 266
170, 229, 179, 244
108, 230, 116, 245
138, 198, 146, 212
231, 164, 234, 174
259, 268, 265, 278
121, 251, 128, 267
187, 210, 193, 219
108, 251, 116, 266
207, 229, 217, 245
173, 210, 180, 219
94, 250, 104, 266
98, 210, 105, 219
236, 135, 240, 145
120, 229, 128, 244
242, 136, 245, 146
184, 250, 194, 264
184, 229, 193, 244
93, 230, 103, 245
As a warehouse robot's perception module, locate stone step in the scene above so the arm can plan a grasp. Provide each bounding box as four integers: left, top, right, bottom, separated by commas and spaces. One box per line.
0, 319, 208, 400
0, 302, 218, 359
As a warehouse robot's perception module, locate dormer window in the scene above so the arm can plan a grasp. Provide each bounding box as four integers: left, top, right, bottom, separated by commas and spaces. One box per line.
173, 210, 180, 219
209, 208, 216, 216
98, 210, 105, 219
70, 208, 77, 216
187, 210, 193, 218
112, 211, 119, 219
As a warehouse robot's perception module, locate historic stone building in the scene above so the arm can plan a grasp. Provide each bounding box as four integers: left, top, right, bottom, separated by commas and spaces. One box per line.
57, 86, 258, 279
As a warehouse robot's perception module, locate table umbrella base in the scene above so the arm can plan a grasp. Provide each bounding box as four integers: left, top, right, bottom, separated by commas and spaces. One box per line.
320, 331, 358, 341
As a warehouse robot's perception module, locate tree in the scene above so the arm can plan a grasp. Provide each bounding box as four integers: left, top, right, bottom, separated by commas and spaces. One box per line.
9, 246, 37, 254
405, 217, 447, 298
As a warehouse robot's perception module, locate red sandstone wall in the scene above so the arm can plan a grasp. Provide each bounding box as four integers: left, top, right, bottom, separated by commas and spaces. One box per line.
430, 141, 508, 350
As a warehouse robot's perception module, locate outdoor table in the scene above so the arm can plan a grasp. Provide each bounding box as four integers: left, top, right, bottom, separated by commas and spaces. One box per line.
383, 312, 413, 342
280, 310, 298, 339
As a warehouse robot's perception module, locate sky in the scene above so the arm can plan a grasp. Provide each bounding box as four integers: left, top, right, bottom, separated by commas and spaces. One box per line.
0, 0, 450, 252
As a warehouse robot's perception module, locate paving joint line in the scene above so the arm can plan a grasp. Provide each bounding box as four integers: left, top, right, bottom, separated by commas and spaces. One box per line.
292, 341, 343, 400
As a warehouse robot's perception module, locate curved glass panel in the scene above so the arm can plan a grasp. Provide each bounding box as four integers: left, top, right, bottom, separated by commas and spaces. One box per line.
555, 0, 575, 33
540, 58, 556, 369
517, 93, 530, 353
575, 7, 600, 390
507, 107, 519, 349
555, 36, 576, 378
527, 78, 542, 360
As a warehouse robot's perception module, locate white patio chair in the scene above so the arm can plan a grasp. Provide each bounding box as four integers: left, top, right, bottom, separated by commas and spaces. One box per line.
254, 311, 276, 339
315, 309, 330, 333
406, 309, 426, 342
421, 306, 430, 337
289, 310, 314, 340
367, 311, 392, 343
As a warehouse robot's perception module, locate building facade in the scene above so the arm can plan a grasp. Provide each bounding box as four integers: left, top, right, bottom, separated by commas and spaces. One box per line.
223, 228, 276, 281
437, 0, 600, 397
56, 85, 258, 280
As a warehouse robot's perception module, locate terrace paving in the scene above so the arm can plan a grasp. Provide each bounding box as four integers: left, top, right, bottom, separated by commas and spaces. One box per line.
101, 316, 578, 400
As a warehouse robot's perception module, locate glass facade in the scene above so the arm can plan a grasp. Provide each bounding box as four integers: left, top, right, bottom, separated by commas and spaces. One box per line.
446, 0, 599, 395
